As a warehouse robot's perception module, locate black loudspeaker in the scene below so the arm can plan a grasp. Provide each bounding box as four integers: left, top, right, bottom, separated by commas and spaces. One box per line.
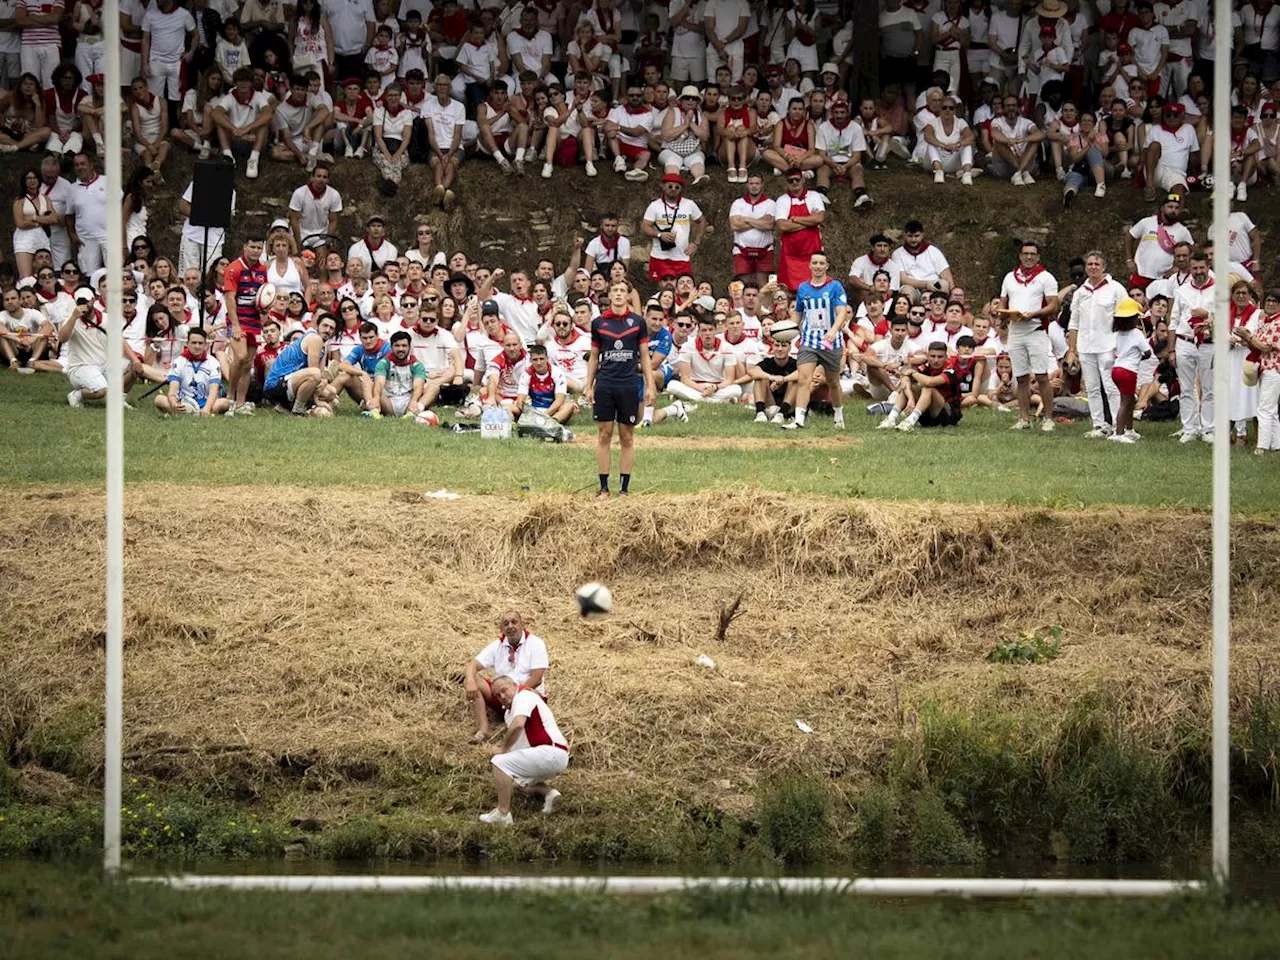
189, 157, 235, 229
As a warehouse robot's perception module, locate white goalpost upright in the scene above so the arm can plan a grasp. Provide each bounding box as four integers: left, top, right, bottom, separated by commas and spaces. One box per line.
102, 6, 1233, 892
103, 0, 126, 876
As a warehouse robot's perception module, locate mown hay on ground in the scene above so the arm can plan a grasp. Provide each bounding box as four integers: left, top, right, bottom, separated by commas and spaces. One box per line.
1, 487, 1277, 821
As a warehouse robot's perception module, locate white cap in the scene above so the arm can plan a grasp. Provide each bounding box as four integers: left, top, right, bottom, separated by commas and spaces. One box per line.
679, 85, 700, 100
15, 276, 35, 290
91, 267, 108, 289
74, 286, 95, 303
821, 62, 839, 75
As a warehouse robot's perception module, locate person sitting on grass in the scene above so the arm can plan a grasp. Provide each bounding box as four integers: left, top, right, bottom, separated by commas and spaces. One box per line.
330, 321, 387, 416
464, 610, 549, 744
877, 341, 964, 431
482, 331, 528, 415
860, 315, 912, 403
1, 285, 51, 373
61, 292, 155, 408
261, 313, 336, 417
953, 335, 988, 409
517, 344, 576, 424
372, 329, 426, 419
156, 327, 231, 416
668, 314, 744, 404
479, 675, 568, 826
749, 334, 799, 423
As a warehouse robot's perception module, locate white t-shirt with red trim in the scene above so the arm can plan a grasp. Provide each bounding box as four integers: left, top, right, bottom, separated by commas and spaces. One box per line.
506, 688, 567, 751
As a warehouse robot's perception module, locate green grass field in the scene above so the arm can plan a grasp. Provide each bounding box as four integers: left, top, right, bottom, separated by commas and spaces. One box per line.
2, 864, 1278, 960
4, 374, 1277, 510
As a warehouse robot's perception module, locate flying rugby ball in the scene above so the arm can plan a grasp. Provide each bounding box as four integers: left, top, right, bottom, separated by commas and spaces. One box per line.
414, 409, 440, 426
255, 282, 278, 312
768, 318, 799, 343
575, 582, 613, 617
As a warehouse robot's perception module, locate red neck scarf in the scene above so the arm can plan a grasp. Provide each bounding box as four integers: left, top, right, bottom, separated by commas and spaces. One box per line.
597, 232, 618, 253
741, 192, 768, 205
388, 349, 415, 366
1230, 300, 1256, 331
365, 236, 384, 252
308, 180, 327, 199
233, 87, 254, 106
1013, 264, 1046, 284
35, 286, 57, 302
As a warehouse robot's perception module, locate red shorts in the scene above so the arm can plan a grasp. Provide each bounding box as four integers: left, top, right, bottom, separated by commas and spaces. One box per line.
733, 247, 775, 277
1128, 273, 1153, 291
555, 135, 579, 167
1111, 366, 1138, 397
648, 256, 692, 283
619, 141, 647, 160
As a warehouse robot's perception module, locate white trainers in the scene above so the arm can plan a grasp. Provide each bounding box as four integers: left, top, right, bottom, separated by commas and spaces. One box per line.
1236, 182, 1248, 202
1095, 183, 1106, 198
781, 418, 804, 430
876, 417, 896, 430
1108, 433, 1136, 444
541, 163, 552, 179
889, 137, 910, 160
1083, 428, 1109, 439
245, 155, 259, 179
1011, 171, 1025, 186
671, 400, 689, 422
613, 155, 627, 173
1010, 419, 1032, 430
1022, 171, 1036, 185
1120, 167, 1133, 179
1040, 417, 1054, 432
344, 141, 354, 159
353, 145, 366, 159
770, 411, 785, 424
1125, 429, 1141, 440
198, 141, 211, 160
67, 389, 83, 407
1200, 432, 1214, 443
895, 419, 916, 432
542, 789, 562, 814
754, 411, 768, 423
1179, 432, 1198, 443
514, 156, 525, 175
585, 160, 597, 177
625, 168, 649, 181
1055, 167, 1066, 181
497, 156, 513, 175
960, 171, 973, 186
479, 808, 513, 826
934, 169, 946, 184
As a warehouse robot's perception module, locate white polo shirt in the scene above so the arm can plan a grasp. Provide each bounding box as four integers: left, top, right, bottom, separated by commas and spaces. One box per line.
1000, 265, 1059, 328
407, 323, 458, 373
1146, 122, 1199, 175
68, 174, 108, 242
493, 291, 540, 344
141, 5, 195, 63
679, 335, 739, 382
323, 0, 376, 55
474, 631, 549, 694
849, 254, 899, 291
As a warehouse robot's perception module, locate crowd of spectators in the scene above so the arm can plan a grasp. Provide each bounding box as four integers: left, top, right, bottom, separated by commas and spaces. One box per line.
1, 0, 1279, 451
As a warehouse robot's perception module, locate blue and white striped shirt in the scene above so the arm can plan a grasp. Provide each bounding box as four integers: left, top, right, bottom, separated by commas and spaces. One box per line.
795, 278, 849, 351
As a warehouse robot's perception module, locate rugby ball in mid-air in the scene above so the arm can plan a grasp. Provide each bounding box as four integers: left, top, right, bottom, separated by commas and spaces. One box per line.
255, 282, 278, 312
414, 409, 440, 426
575, 582, 613, 617
768, 319, 799, 343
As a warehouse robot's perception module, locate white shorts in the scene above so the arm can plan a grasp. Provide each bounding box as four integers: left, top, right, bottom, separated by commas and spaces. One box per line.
388, 393, 411, 416
12, 226, 48, 255
1154, 162, 1188, 191
659, 149, 705, 171
67, 357, 128, 393
491, 744, 569, 788
1006, 324, 1053, 378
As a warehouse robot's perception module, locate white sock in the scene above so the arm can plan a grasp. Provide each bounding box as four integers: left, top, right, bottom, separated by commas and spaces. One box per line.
222, 148, 233, 158
515, 147, 525, 160
833, 407, 844, 426
794, 407, 807, 425
249, 150, 260, 161
885, 408, 901, 425
904, 409, 922, 426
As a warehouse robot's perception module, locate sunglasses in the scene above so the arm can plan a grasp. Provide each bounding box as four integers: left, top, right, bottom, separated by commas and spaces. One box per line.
787, 177, 802, 183
675, 321, 693, 329
37, 273, 54, 279
941, 106, 955, 111
121, 296, 137, 303
423, 295, 439, 303
1265, 112, 1278, 118
62, 268, 79, 274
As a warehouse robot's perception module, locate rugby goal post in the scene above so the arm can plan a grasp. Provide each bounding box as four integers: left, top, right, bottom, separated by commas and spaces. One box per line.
102, 1, 1233, 892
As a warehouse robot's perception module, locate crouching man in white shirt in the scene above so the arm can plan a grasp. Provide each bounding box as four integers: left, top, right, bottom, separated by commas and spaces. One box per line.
667, 313, 745, 402
480, 676, 569, 825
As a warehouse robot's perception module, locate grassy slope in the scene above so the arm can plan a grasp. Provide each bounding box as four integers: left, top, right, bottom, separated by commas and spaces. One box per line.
5, 373, 1279, 509
3, 865, 1280, 960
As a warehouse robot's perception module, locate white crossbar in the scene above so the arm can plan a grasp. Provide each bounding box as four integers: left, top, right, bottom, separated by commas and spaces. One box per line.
134, 875, 1204, 897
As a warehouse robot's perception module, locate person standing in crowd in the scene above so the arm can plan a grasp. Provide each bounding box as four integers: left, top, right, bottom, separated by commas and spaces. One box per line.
287, 160, 342, 251
1125, 194, 1194, 289
586, 279, 655, 500
998, 240, 1060, 431
641, 172, 705, 284
15, 0, 62, 88
1239, 290, 1280, 455
728, 172, 776, 288
774, 166, 826, 292
1067, 250, 1127, 438
784, 251, 850, 431
65, 152, 106, 274
324, 0, 376, 84
1168, 248, 1217, 443
223, 236, 267, 416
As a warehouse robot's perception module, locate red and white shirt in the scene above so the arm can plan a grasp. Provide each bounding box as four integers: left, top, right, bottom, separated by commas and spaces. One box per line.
1000, 264, 1059, 330
507, 688, 567, 752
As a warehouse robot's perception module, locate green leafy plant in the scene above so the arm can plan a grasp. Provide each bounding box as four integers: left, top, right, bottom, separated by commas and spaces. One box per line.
986, 625, 1064, 664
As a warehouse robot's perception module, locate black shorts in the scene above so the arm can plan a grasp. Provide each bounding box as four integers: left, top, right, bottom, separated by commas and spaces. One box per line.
920, 403, 961, 428
593, 382, 639, 425
264, 381, 290, 407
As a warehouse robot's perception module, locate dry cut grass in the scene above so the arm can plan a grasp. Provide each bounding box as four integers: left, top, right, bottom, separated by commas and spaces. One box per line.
1, 487, 1278, 821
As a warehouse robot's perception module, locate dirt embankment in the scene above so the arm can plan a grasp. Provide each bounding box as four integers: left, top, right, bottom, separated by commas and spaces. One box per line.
2, 487, 1278, 832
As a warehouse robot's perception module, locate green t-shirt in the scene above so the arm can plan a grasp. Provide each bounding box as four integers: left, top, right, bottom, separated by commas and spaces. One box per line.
376, 357, 425, 396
